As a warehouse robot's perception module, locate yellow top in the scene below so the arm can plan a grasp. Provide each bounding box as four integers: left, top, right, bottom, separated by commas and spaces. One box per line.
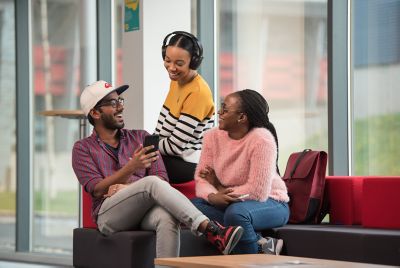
155, 74, 215, 163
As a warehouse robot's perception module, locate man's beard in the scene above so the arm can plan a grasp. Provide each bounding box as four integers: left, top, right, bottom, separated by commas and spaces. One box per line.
101, 112, 124, 130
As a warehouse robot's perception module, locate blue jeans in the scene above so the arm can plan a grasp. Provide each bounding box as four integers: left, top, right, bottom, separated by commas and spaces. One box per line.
191, 198, 289, 254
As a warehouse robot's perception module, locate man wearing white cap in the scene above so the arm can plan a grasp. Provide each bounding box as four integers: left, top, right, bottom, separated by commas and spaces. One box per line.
71, 80, 243, 258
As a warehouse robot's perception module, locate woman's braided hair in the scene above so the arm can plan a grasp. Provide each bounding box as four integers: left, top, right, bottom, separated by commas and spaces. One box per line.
235, 89, 280, 174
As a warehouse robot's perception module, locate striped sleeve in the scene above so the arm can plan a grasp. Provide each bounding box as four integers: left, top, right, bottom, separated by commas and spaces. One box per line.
156, 90, 214, 157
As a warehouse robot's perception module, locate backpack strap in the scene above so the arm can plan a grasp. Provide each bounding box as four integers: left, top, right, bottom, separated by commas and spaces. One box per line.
289, 149, 311, 178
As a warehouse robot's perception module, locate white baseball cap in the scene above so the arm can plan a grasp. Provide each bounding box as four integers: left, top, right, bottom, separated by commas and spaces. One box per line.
80, 80, 129, 116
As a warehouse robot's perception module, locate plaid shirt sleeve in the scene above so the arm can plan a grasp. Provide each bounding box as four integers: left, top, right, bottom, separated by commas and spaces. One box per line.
72, 140, 103, 194
147, 150, 169, 182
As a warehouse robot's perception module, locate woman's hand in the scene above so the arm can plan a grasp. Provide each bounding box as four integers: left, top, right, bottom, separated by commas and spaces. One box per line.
104, 184, 128, 198
207, 188, 238, 209
200, 166, 223, 189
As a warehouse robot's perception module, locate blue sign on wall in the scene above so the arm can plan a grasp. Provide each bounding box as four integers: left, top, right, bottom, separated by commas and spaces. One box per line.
125, 0, 140, 32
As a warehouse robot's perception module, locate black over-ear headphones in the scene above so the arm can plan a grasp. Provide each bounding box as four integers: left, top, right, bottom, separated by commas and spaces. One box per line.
161, 31, 204, 70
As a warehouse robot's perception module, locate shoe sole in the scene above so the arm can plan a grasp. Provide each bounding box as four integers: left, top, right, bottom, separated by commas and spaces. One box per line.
222, 226, 244, 255
275, 239, 283, 255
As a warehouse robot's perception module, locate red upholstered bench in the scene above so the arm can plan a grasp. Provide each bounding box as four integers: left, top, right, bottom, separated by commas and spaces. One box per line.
82, 189, 97, 228
362, 177, 400, 229
326, 176, 400, 229
170, 180, 196, 200
325, 176, 363, 225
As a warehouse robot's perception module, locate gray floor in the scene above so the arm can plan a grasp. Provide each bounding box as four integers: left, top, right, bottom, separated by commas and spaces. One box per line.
0, 261, 67, 268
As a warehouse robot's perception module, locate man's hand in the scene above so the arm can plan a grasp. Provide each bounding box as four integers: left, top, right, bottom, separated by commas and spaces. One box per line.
104, 183, 128, 197
208, 188, 239, 209
125, 145, 159, 172
93, 144, 159, 199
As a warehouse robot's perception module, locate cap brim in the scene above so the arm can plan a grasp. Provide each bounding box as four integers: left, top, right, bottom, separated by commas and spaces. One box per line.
115, 85, 129, 95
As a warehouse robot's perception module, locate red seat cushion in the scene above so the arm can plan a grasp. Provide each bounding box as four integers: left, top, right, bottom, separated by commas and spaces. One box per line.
82, 180, 196, 229
325, 176, 364, 225
82, 189, 97, 229
171, 180, 196, 200
362, 177, 400, 229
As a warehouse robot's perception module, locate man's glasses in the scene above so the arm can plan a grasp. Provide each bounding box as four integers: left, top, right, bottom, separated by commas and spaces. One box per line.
95, 97, 125, 109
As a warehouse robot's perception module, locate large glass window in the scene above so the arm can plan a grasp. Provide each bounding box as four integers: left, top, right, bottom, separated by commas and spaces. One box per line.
0, 0, 16, 252
31, 0, 96, 254
114, 0, 124, 85
351, 0, 400, 175
217, 0, 328, 170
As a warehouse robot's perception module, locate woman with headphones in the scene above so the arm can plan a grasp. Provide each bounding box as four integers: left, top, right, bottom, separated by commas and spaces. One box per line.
154, 31, 215, 184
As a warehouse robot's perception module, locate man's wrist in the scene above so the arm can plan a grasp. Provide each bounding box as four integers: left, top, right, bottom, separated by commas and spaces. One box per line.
123, 159, 138, 175
117, 164, 134, 183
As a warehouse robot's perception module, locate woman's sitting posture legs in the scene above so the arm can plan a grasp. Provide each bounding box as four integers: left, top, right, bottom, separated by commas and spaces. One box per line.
192, 197, 289, 254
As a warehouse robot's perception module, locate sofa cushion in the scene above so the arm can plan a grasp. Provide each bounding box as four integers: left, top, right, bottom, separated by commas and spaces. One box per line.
267, 225, 400, 266
82, 188, 97, 229
73, 228, 156, 268
171, 180, 196, 200
362, 177, 400, 229
325, 176, 363, 225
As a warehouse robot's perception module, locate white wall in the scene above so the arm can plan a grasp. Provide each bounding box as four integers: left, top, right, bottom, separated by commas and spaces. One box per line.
122, 0, 191, 132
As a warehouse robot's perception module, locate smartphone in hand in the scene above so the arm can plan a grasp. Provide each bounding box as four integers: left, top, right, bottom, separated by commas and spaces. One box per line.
237, 194, 249, 201
237, 194, 249, 199
143, 134, 159, 154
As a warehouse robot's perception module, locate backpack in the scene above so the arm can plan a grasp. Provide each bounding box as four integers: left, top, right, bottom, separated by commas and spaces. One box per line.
282, 149, 328, 224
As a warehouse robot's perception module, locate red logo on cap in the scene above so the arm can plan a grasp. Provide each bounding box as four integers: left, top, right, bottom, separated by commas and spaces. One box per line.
104, 83, 112, 88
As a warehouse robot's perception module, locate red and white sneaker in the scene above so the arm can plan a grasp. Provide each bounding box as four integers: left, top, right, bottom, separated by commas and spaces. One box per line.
204, 221, 243, 255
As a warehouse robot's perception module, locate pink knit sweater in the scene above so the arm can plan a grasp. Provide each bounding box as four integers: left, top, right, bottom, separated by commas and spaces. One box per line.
195, 127, 289, 203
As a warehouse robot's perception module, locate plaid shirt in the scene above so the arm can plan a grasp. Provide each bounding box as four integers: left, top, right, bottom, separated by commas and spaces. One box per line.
72, 128, 168, 221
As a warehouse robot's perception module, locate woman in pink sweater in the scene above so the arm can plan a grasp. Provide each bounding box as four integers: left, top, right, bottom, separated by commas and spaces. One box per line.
192, 89, 290, 255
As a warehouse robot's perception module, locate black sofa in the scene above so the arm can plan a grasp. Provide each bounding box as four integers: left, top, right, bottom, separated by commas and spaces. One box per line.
73, 225, 400, 268
265, 224, 400, 266
73, 227, 219, 268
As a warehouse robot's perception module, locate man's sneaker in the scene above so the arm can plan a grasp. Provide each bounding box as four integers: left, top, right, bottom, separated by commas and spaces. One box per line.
257, 237, 283, 255
204, 220, 243, 255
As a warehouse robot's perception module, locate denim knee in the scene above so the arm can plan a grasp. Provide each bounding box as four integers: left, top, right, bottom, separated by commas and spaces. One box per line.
224, 204, 251, 226
191, 197, 207, 206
